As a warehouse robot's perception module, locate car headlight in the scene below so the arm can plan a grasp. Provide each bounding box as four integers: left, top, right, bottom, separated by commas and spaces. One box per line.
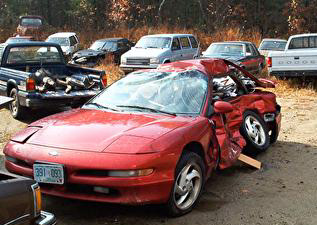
150, 58, 160, 64
121, 57, 127, 65
108, 169, 153, 177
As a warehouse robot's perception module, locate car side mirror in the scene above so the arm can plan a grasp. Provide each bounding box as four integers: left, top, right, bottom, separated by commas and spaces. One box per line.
214, 101, 234, 114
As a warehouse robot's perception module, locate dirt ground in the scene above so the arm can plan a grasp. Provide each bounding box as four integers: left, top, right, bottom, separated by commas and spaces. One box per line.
1, 87, 317, 225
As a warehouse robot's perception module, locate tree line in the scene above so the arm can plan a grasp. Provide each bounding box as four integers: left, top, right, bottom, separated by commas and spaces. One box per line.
0, 0, 316, 38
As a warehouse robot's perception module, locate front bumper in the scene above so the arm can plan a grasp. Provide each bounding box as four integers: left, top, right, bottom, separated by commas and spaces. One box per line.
119, 64, 158, 74
4, 142, 176, 205
35, 211, 56, 225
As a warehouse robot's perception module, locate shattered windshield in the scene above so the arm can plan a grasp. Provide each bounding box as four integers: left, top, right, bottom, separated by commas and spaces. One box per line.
135, 37, 171, 49
46, 37, 69, 46
259, 41, 286, 51
20, 18, 42, 26
6, 46, 63, 64
84, 70, 208, 115
205, 44, 244, 56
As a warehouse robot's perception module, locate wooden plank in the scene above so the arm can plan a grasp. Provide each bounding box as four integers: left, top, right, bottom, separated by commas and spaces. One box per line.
238, 153, 261, 169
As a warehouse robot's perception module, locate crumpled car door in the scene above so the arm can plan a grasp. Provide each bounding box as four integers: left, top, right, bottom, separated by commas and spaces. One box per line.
212, 108, 246, 169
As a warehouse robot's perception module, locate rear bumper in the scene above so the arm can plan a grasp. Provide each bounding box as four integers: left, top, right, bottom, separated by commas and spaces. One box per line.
269, 70, 317, 77
18, 90, 99, 108
35, 211, 56, 225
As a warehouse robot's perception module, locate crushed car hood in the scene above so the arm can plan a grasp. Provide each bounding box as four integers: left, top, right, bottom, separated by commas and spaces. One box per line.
20, 109, 191, 153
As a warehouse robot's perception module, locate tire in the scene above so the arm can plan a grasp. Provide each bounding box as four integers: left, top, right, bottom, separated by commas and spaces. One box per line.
240, 111, 270, 155
257, 64, 263, 75
9, 88, 25, 119
166, 152, 205, 217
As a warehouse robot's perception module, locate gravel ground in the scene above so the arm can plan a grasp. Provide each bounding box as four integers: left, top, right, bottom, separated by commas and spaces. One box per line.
1, 94, 317, 225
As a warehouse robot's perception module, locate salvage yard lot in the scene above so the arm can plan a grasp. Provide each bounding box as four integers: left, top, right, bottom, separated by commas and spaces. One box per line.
1, 80, 317, 225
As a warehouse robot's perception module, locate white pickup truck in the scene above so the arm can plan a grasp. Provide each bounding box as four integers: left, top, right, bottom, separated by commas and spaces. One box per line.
268, 34, 317, 77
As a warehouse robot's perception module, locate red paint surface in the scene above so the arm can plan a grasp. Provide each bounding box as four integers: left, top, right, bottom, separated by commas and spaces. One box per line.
4, 59, 281, 204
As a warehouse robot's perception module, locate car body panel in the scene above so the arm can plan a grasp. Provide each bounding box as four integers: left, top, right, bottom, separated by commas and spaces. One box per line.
202, 41, 265, 74
72, 38, 134, 66
4, 58, 281, 205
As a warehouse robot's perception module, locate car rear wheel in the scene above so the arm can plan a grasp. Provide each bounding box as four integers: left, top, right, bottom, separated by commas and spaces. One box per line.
240, 111, 270, 155
9, 88, 25, 119
166, 152, 205, 217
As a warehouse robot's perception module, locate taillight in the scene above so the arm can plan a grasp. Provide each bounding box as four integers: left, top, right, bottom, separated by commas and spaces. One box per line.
267, 57, 272, 68
101, 75, 107, 87
26, 78, 36, 91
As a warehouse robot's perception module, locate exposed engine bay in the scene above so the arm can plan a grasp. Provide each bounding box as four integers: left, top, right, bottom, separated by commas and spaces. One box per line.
213, 70, 256, 100
31, 68, 99, 93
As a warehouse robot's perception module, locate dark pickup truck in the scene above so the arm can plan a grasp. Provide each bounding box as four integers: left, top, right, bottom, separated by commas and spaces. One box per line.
0, 42, 107, 118
1, 97, 56, 224
0, 171, 56, 225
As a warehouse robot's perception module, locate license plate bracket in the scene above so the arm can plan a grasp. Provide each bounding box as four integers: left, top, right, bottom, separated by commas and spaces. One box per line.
33, 163, 65, 185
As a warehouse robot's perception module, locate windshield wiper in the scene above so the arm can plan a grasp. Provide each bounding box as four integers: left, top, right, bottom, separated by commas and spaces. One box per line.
116, 105, 176, 116
84, 102, 119, 111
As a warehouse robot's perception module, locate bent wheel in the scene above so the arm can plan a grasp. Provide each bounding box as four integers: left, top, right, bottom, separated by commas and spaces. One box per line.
240, 111, 270, 155
166, 152, 205, 217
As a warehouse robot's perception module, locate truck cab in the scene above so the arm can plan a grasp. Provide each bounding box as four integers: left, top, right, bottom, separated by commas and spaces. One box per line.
268, 33, 317, 77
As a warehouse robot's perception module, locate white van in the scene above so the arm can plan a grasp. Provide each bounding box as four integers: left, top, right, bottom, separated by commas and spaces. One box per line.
46, 32, 79, 57
120, 34, 199, 74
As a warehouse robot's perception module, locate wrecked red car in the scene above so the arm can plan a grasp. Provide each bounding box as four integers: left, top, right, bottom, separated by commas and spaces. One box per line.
4, 59, 281, 216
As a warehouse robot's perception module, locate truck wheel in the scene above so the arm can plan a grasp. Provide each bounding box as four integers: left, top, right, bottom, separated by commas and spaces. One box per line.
9, 88, 25, 119
166, 152, 205, 217
240, 111, 270, 155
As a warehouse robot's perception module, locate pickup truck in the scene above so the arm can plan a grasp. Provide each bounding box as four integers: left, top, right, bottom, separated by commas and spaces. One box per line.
268, 34, 317, 77
0, 42, 107, 119
0, 171, 56, 225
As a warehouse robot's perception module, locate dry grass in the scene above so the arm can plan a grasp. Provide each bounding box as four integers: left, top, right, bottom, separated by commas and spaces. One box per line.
268, 77, 317, 98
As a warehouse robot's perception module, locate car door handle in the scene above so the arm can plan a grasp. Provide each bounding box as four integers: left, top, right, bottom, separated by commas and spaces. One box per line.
294, 56, 300, 60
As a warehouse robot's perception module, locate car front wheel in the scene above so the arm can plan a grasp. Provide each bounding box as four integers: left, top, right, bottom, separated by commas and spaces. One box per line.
240, 111, 270, 155
166, 152, 205, 217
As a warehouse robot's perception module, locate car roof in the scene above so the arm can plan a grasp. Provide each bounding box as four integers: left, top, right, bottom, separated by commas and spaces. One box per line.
96, 38, 127, 42
261, 38, 287, 42
4, 41, 61, 48
211, 41, 252, 45
141, 34, 194, 38
48, 32, 77, 38
153, 59, 274, 88
289, 33, 317, 39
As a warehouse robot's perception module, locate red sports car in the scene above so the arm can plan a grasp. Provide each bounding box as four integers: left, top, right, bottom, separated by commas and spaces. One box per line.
4, 59, 281, 216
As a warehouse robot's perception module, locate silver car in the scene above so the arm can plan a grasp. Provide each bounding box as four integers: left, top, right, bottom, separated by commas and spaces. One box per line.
120, 34, 200, 74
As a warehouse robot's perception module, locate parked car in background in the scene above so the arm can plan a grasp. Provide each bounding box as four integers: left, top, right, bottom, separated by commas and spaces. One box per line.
5, 36, 34, 44
120, 34, 200, 74
202, 41, 265, 74
0, 171, 56, 225
4, 58, 281, 216
0, 42, 107, 119
268, 33, 317, 77
16, 15, 44, 39
72, 38, 134, 67
46, 32, 79, 58
258, 38, 287, 57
